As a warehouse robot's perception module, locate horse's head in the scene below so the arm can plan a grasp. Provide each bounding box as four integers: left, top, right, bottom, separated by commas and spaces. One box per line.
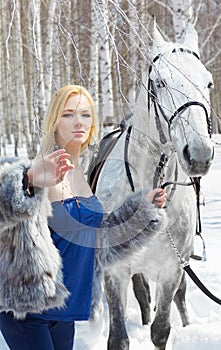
148, 20, 214, 176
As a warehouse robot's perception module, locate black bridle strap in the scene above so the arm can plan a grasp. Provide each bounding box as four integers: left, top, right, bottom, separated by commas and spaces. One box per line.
124, 125, 135, 192
171, 47, 200, 61
161, 180, 194, 189
148, 48, 200, 78
170, 101, 208, 124
169, 101, 212, 137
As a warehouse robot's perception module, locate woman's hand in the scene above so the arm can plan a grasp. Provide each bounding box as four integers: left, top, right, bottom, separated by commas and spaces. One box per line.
27, 149, 74, 188
146, 188, 167, 208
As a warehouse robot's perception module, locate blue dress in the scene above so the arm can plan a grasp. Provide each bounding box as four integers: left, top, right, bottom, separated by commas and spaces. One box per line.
32, 195, 103, 322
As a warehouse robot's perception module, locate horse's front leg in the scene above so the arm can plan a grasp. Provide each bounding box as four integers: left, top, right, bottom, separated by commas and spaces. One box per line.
104, 269, 131, 350
173, 271, 190, 326
151, 269, 183, 350
132, 273, 151, 325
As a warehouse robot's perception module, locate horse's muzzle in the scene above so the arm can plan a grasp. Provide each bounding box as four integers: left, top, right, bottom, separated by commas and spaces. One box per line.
183, 144, 214, 176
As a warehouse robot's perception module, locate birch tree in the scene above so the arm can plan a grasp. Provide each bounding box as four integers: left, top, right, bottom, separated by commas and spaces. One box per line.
89, 1, 100, 113
13, 2, 36, 158
31, 0, 46, 130
5, 0, 18, 155
126, 0, 137, 106
42, 0, 57, 105
93, 0, 114, 134
1, 0, 221, 158
170, 0, 193, 42
1, 11, 11, 147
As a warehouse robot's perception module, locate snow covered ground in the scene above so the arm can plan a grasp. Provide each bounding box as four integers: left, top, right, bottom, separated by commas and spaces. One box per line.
1, 135, 221, 349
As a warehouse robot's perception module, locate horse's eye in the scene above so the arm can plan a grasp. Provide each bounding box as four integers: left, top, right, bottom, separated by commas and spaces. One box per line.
155, 78, 166, 88
207, 82, 214, 89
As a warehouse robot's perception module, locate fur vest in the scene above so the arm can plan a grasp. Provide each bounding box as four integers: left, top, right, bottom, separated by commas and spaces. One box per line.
0, 157, 70, 319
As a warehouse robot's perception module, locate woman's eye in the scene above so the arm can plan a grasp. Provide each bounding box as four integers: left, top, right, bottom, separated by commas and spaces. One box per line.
62, 113, 92, 118
82, 113, 91, 118
62, 113, 73, 118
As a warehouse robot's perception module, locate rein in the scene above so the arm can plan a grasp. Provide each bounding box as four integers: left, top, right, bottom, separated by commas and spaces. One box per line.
124, 125, 135, 192
166, 224, 221, 305
153, 151, 221, 305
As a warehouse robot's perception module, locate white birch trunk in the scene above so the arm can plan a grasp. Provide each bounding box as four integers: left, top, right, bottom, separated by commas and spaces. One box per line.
14, 2, 35, 158
94, 0, 114, 134
170, 0, 193, 43
2, 2, 11, 146
20, 2, 33, 129
4, 0, 17, 154
31, 0, 46, 126
43, 0, 57, 105
89, 1, 99, 116
127, 0, 137, 106
65, 0, 73, 84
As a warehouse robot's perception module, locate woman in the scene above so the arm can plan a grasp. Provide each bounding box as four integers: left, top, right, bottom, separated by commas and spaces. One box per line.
0, 85, 166, 350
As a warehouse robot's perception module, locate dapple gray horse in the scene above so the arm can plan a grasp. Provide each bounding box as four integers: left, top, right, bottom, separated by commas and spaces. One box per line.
90, 21, 214, 350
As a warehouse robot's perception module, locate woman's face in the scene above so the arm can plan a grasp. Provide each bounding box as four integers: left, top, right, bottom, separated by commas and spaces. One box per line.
55, 94, 93, 150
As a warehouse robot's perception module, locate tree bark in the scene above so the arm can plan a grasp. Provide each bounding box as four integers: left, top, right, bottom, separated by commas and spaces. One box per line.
94, 0, 114, 135
170, 0, 193, 43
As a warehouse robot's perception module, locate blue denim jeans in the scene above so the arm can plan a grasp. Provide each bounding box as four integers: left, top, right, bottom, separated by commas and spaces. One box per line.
0, 312, 75, 350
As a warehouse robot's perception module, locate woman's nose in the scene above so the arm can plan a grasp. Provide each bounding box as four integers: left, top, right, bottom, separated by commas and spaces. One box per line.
73, 114, 83, 125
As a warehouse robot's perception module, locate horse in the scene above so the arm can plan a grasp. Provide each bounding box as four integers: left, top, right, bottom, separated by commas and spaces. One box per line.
88, 20, 214, 350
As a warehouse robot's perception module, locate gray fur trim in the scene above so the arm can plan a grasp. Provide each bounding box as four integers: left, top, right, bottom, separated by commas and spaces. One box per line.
90, 190, 167, 319
0, 157, 70, 319
96, 190, 167, 265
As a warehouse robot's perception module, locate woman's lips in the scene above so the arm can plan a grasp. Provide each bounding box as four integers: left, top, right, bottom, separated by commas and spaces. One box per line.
72, 130, 85, 135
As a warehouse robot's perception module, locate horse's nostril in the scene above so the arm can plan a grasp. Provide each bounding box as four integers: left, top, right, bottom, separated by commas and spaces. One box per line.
183, 145, 191, 165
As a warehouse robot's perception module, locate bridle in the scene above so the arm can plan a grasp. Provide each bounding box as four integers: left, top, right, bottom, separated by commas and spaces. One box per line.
147, 48, 212, 259
147, 48, 213, 144
146, 49, 221, 304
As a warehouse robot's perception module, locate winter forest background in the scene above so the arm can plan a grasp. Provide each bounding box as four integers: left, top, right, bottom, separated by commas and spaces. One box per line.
1, 0, 221, 160
1, 2, 221, 349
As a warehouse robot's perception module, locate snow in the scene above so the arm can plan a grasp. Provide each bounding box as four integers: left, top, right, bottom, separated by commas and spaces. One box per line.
1, 135, 221, 349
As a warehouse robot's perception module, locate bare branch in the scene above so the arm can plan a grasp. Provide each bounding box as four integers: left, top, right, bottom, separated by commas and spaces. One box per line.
56, 0, 84, 83
200, 13, 221, 52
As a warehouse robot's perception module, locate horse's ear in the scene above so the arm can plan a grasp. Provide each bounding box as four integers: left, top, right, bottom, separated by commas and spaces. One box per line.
149, 15, 167, 54
182, 21, 200, 56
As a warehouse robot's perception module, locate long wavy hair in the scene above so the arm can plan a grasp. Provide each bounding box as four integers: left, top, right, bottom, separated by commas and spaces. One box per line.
40, 85, 98, 155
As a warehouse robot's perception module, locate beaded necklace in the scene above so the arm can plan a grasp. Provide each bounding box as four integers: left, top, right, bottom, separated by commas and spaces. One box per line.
61, 172, 80, 208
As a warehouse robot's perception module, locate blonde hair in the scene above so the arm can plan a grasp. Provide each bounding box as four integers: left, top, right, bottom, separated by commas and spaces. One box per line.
41, 85, 98, 155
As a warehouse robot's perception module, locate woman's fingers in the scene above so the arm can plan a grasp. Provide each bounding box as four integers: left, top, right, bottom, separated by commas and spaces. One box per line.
29, 150, 74, 187
146, 188, 167, 208
48, 149, 66, 160
153, 189, 167, 208
55, 161, 74, 183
